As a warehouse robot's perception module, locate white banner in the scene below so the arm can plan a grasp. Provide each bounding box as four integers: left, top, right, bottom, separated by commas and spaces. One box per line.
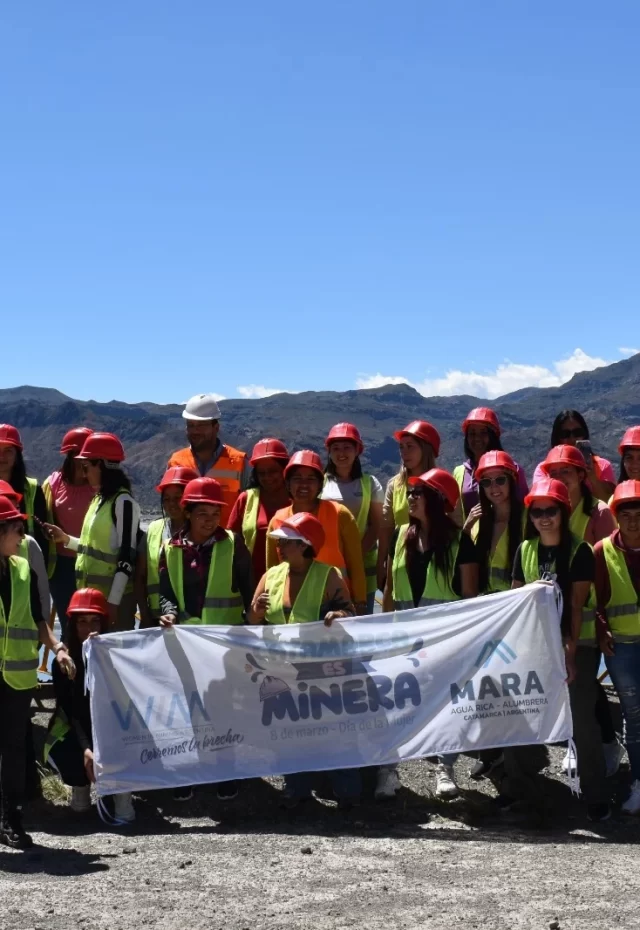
85, 582, 571, 795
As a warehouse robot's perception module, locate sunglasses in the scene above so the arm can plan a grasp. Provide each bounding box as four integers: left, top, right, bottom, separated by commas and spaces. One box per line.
407, 487, 425, 498
560, 428, 585, 439
530, 506, 560, 519
479, 476, 508, 488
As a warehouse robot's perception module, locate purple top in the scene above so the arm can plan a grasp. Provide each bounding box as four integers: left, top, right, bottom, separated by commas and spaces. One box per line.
459, 458, 530, 515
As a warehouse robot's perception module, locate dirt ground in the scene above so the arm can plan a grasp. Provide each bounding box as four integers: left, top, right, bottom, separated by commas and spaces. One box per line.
2, 692, 640, 930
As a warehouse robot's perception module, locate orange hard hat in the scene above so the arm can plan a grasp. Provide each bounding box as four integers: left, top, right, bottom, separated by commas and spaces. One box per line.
68, 587, 110, 617
540, 445, 587, 475
156, 466, 199, 493
250, 438, 290, 465
409, 468, 460, 513
284, 450, 324, 479
393, 421, 441, 457
475, 451, 517, 481
76, 432, 125, 463
325, 423, 364, 455
462, 407, 501, 435
525, 478, 570, 510
0, 495, 27, 523
181, 477, 227, 507
0, 480, 21, 504
619, 427, 640, 455
60, 428, 93, 455
0, 424, 23, 450
269, 511, 326, 556
610, 480, 640, 516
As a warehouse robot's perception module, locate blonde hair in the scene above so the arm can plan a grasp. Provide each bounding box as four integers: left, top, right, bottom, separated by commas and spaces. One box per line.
396, 438, 437, 485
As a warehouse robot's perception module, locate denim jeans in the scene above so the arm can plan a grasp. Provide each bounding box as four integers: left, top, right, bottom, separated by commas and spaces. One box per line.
569, 646, 607, 805
605, 642, 640, 781
285, 768, 362, 801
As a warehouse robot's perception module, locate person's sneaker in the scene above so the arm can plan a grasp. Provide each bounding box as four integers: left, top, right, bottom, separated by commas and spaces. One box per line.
561, 746, 577, 775
173, 785, 194, 802
70, 786, 92, 813
621, 780, 640, 814
603, 738, 625, 777
470, 751, 504, 780
216, 781, 238, 801
374, 766, 401, 800
113, 792, 135, 823
587, 803, 611, 823
0, 810, 33, 850
435, 763, 459, 800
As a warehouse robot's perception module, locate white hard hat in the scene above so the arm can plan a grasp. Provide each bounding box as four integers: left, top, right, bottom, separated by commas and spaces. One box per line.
182, 394, 222, 421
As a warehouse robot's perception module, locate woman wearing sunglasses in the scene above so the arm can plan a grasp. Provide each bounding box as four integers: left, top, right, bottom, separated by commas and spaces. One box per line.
384, 468, 479, 800
533, 410, 615, 503
453, 408, 528, 522
509, 478, 611, 823
45, 433, 140, 632
595, 481, 640, 814
617, 426, 640, 484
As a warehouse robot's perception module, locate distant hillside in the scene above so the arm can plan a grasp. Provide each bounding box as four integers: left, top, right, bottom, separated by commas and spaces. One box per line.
1, 354, 639, 506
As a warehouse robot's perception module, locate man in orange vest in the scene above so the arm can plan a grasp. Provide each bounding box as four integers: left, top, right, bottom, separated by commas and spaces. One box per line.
167, 394, 249, 527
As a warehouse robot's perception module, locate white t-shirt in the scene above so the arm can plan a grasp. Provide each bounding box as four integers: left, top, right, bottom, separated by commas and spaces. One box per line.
321, 475, 384, 523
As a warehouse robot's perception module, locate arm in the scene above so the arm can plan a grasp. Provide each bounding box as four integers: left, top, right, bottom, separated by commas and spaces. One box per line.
377, 479, 396, 590
134, 536, 154, 628
30, 486, 50, 566
26, 536, 51, 621
31, 571, 74, 676
105, 496, 140, 621
266, 518, 279, 569
232, 533, 254, 614
158, 546, 179, 625
338, 507, 367, 610
459, 563, 479, 599
593, 540, 614, 656
323, 567, 356, 626
248, 573, 269, 624
588, 458, 616, 503
382, 529, 397, 612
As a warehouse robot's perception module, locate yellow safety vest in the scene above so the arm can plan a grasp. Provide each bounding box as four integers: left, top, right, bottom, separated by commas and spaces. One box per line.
0, 555, 39, 690
22, 477, 38, 537
75, 491, 130, 596
452, 464, 468, 518
241, 488, 261, 555
264, 561, 332, 624
520, 536, 596, 644
145, 518, 168, 615
44, 707, 71, 764
601, 537, 640, 641
165, 532, 243, 625
569, 505, 590, 541
392, 525, 461, 609
391, 477, 409, 528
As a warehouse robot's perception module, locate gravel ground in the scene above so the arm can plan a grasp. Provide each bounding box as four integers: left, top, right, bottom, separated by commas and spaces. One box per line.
3, 693, 640, 930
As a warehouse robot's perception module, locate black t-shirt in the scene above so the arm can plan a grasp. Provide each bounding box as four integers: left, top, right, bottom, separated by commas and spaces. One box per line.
512, 540, 595, 584
390, 529, 478, 606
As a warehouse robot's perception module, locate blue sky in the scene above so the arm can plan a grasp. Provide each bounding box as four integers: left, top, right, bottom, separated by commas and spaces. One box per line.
1, 2, 638, 404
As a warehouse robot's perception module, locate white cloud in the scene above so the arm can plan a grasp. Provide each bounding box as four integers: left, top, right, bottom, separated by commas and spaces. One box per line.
236, 384, 288, 399
356, 348, 615, 400
619, 347, 640, 357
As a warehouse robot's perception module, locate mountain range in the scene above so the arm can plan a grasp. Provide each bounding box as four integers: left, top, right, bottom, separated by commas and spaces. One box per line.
1, 353, 639, 508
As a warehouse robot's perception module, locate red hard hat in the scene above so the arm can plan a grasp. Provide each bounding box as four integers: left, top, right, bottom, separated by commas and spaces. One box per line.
76, 432, 125, 463
269, 511, 326, 556
0, 495, 27, 523
409, 468, 460, 513
393, 421, 441, 457
284, 450, 324, 479
525, 478, 570, 510
619, 427, 640, 455
325, 423, 364, 455
462, 407, 501, 436
250, 438, 290, 466
475, 451, 517, 481
156, 466, 200, 493
68, 587, 110, 617
611, 480, 640, 516
540, 444, 587, 475
0, 424, 23, 450
181, 477, 227, 507
0, 480, 21, 504
60, 427, 93, 455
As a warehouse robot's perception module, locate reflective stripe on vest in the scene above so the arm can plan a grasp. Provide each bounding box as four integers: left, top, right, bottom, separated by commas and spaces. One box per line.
23, 477, 37, 537
391, 478, 409, 528
146, 518, 167, 614
168, 446, 246, 528
241, 488, 261, 555
391, 525, 461, 609
265, 561, 331, 625
602, 537, 640, 641
165, 532, 243, 625
271, 501, 346, 572
44, 708, 71, 764
569, 506, 591, 541
520, 536, 596, 643
75, 491, 128, 595
0, 555, 39, 690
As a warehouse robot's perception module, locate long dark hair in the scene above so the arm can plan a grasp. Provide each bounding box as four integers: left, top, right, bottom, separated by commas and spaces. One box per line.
525, 504, 573, 632
619, 458, 629, 483
405, 486, 458, 579
96, 464, 131, 507
464, 429, 503, 463
7, 450, 27, 495
61, 452, 79, 484
476, 476, 523, 592
550, 410, 589, 448
578, 476, 595, 518
248, 459, 287, 489
65, 611, 110, 658
325, 443, 363, 481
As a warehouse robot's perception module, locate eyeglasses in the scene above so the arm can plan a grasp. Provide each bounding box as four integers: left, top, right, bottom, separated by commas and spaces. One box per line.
560, 428, 585, 439
530, 506, 560, 519
479, 476, 508, 489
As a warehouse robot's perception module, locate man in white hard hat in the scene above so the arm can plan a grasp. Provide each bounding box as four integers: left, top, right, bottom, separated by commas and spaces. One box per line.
167, 394, 249, 526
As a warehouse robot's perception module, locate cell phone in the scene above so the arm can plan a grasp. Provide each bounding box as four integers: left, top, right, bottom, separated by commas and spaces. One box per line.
576, 439, 594, 469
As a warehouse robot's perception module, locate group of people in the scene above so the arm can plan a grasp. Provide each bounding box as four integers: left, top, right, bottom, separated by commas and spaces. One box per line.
1, 392, 640, 847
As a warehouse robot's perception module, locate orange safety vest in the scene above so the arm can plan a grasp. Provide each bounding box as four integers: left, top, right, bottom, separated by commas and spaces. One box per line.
168, 444, 247, 528
271, 500, 346, 572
